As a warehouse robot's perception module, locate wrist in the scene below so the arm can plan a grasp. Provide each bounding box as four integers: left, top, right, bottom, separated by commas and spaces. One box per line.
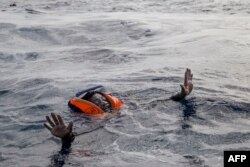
62, 132, 75, 142
171, 92, 185, 101
61, 132, 75, 151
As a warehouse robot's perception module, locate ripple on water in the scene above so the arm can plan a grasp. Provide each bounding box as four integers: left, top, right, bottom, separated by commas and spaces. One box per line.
14, 26, 58, 44
0, 52, 41, 63
0, 1, 250, 166
62, 48, 139, 65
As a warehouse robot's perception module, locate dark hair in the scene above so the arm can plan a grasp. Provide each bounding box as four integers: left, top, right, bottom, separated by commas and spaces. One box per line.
88, 93, 112, 113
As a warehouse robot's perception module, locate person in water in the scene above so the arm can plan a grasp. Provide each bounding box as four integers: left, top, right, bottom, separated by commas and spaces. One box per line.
44, 68, 193, 148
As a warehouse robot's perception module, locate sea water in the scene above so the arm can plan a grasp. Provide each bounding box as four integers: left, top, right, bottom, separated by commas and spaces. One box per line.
0, 0, 249, 167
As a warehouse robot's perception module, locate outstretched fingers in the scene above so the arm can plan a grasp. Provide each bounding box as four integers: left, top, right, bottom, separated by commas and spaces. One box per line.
184, 69, 188, 86
186, 68, 192, 81
44, 123, 52, 131
57, 114, 65, 126
46, 115, 55, 127
188, 69, 192, 80
51, 112, 60, 125
44, 113, 73, 138
181, 68, 194, 96
67, 121, 73, 133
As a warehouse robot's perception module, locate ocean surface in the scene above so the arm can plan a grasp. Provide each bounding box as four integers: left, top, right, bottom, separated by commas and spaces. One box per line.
0, 0, 250, 167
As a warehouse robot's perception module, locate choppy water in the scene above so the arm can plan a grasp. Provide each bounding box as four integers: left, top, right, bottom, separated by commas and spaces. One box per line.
0, 0, 250, 167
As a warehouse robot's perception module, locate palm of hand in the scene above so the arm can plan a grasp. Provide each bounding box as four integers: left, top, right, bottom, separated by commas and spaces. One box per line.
51, 125, 70, 138
181, 68, 193, 96
44, 113, 73, 139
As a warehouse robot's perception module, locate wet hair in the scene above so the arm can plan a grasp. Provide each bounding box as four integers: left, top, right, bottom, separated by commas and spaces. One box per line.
87, 93, 112, 113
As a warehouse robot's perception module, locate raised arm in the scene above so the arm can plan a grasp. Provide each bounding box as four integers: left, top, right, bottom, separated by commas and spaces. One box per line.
44, 112, 106, 148
170, 68, 193, 101
44, 113, 75, 148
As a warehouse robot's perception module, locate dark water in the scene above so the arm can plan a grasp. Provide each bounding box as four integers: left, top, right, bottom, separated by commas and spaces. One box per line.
0, 0, 250, 167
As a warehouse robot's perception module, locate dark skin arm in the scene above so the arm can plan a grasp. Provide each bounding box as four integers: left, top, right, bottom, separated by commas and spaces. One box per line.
44, 113, 75, 166
44, 113, 75, 148
170, 68, 193, 101
44, 69, 193, 144
44, 113, 105, 146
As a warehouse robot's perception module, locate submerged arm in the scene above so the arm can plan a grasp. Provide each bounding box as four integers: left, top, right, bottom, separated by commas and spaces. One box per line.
170, 68, 193, 101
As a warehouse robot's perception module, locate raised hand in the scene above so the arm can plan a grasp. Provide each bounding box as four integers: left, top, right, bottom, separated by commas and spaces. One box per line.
44, 113, 73, 138
180, 68, 193, 97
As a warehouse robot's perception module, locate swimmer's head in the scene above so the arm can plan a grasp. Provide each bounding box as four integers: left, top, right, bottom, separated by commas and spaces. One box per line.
68, 90, 122, 116
87, 93, 112, 113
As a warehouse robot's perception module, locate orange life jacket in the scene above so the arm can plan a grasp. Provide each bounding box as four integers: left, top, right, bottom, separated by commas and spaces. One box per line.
68, 86, 123, 117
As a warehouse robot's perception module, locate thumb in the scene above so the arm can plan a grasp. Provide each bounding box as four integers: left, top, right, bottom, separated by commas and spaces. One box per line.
67, 121, 73, 133
180, 84, 186, 96
180, 84, 185, 92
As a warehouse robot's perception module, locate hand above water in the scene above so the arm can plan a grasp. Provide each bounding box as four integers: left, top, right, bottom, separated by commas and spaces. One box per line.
44, 113, 73, 139
180, 68, 193, 97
